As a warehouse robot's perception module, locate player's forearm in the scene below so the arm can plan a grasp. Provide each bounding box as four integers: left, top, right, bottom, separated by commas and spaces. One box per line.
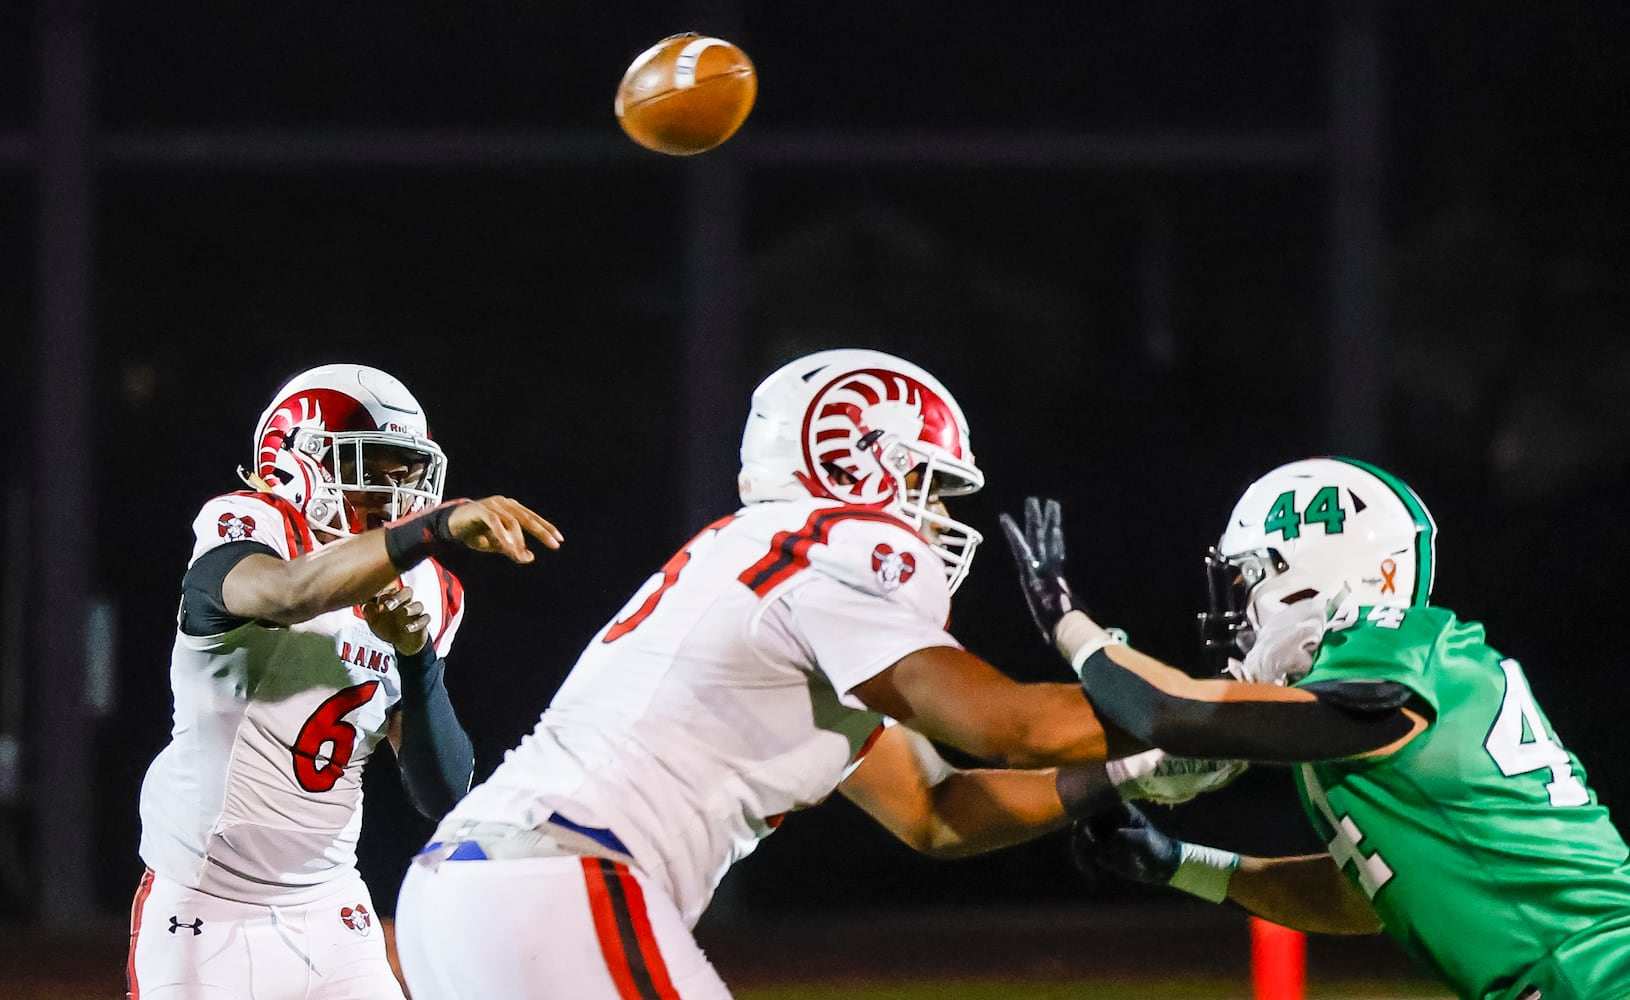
964, 683, 1115, 768
1228, 854, 1383, 936
915, 769, 1071, 858
223, 531, 404, 625
395, 647, 475, 819
855, 648, 1112, 768
1078, 648, 1413, 762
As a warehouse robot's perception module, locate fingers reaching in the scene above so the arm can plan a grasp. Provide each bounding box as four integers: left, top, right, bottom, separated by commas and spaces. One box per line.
1043, 498, 1064, 563
458, 496, 565, 564
514, 506, 564, 550
998, 513, 1035, 568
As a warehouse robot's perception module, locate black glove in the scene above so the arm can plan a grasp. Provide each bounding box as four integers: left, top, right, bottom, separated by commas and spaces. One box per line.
998, 496, 1079, 644
1071, 801, 1181, 886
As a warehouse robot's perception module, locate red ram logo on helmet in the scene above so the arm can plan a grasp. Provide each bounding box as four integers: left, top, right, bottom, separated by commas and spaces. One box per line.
799, 369, 963, 505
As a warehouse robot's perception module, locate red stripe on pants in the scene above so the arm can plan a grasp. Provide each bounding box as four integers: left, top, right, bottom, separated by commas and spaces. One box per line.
580, 857, 681, 999
126, 868, 156, 1000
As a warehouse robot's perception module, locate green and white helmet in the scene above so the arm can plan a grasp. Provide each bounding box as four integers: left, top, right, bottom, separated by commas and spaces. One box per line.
1200, 457, 1437, 663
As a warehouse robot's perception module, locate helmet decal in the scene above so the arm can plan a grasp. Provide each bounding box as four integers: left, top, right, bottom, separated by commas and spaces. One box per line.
738, 348, 984, 593
801, 367, 964, 505
1338, 456, 1436, 604
258, 389, 379, 489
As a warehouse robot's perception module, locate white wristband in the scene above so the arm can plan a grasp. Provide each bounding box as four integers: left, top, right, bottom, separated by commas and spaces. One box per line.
1053, 610, 1128, 678
1168, 842, 1241, 904
1104, 749, 1163, 791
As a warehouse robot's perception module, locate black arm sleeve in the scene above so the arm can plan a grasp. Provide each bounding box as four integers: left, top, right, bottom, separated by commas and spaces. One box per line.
1079, 649, 1418, 762
179, 541, 280, 636
394, 646, 476, 820
1055, 763, 1122, 821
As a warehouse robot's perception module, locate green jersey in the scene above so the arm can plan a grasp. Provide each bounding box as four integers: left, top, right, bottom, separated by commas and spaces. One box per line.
1294, 604, 1630, 1000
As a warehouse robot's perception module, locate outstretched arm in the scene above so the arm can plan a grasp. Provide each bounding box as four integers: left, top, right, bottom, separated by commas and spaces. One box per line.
1073, 638, 1426, 762
849, 646, 1113, 768
837, 726, 1070, 859
837, 727, 1243, 858
1231, 854, 1382, 936
1075, 802, 1381, 936
999, 497, 1425, 764
221, 495, 562, 626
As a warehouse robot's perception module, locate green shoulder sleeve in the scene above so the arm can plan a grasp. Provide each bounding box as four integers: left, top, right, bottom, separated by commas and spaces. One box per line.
1297, 605, 1455, 715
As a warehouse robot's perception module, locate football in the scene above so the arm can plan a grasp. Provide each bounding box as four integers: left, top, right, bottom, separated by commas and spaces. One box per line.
614, 33, 757, 156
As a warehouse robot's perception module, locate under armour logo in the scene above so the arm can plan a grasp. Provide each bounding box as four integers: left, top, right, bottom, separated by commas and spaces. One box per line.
168, 915, 203, 936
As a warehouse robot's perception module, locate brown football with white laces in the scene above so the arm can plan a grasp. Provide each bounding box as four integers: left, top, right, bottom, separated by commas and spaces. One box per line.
614, 33, 757, 156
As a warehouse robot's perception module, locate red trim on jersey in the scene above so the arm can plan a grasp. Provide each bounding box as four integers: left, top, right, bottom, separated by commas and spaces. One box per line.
581, 858, 681, 1000
126, 867, 156, 1000
226, 490, 315, 556
429, 559, 464, 651
738, 507, 917, 597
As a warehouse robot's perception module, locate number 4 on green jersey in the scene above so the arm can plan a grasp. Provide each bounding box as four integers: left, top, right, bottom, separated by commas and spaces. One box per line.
1484, 658, 1589, 807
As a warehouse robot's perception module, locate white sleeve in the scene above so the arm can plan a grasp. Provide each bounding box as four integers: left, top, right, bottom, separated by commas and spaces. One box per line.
188, 492, 313, 565
777, 517, 960, 709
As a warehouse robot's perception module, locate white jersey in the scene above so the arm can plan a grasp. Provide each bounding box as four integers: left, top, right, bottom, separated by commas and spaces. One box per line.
139, 491, 466, 904
442, 497, 958, 927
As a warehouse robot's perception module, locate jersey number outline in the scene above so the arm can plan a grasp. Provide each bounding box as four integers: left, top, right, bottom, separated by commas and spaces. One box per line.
1483, 658, 1589, 807
292, 681, 380, 792
1300, 763, 1394, 899
602, 516, 736, 643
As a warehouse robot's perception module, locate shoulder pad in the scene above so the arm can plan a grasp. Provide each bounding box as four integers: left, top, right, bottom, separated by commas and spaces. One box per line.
190, 492, 314, 563
805, 509, 942, 599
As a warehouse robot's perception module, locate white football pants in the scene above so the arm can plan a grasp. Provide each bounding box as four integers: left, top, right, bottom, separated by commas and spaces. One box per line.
395, 852, 732, 1000
126, 868, 404, 1000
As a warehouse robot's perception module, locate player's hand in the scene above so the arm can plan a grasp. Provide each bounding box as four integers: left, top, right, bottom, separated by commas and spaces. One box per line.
998, 496, 1080, 645
1071, 802, 1181, 886
447, 496, 564, 564
1110, 748, 1249, 806
363, 584, 430, 656
1225, 599, 1328, 685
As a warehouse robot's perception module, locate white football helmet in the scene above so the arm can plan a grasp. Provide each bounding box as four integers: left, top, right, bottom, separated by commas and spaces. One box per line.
250, 363, 448, 540
1200, 457, 1436, 665
738, 348, 985, 592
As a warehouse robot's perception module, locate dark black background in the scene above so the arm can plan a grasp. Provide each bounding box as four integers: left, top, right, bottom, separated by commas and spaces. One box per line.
4, 1, 1629, 922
